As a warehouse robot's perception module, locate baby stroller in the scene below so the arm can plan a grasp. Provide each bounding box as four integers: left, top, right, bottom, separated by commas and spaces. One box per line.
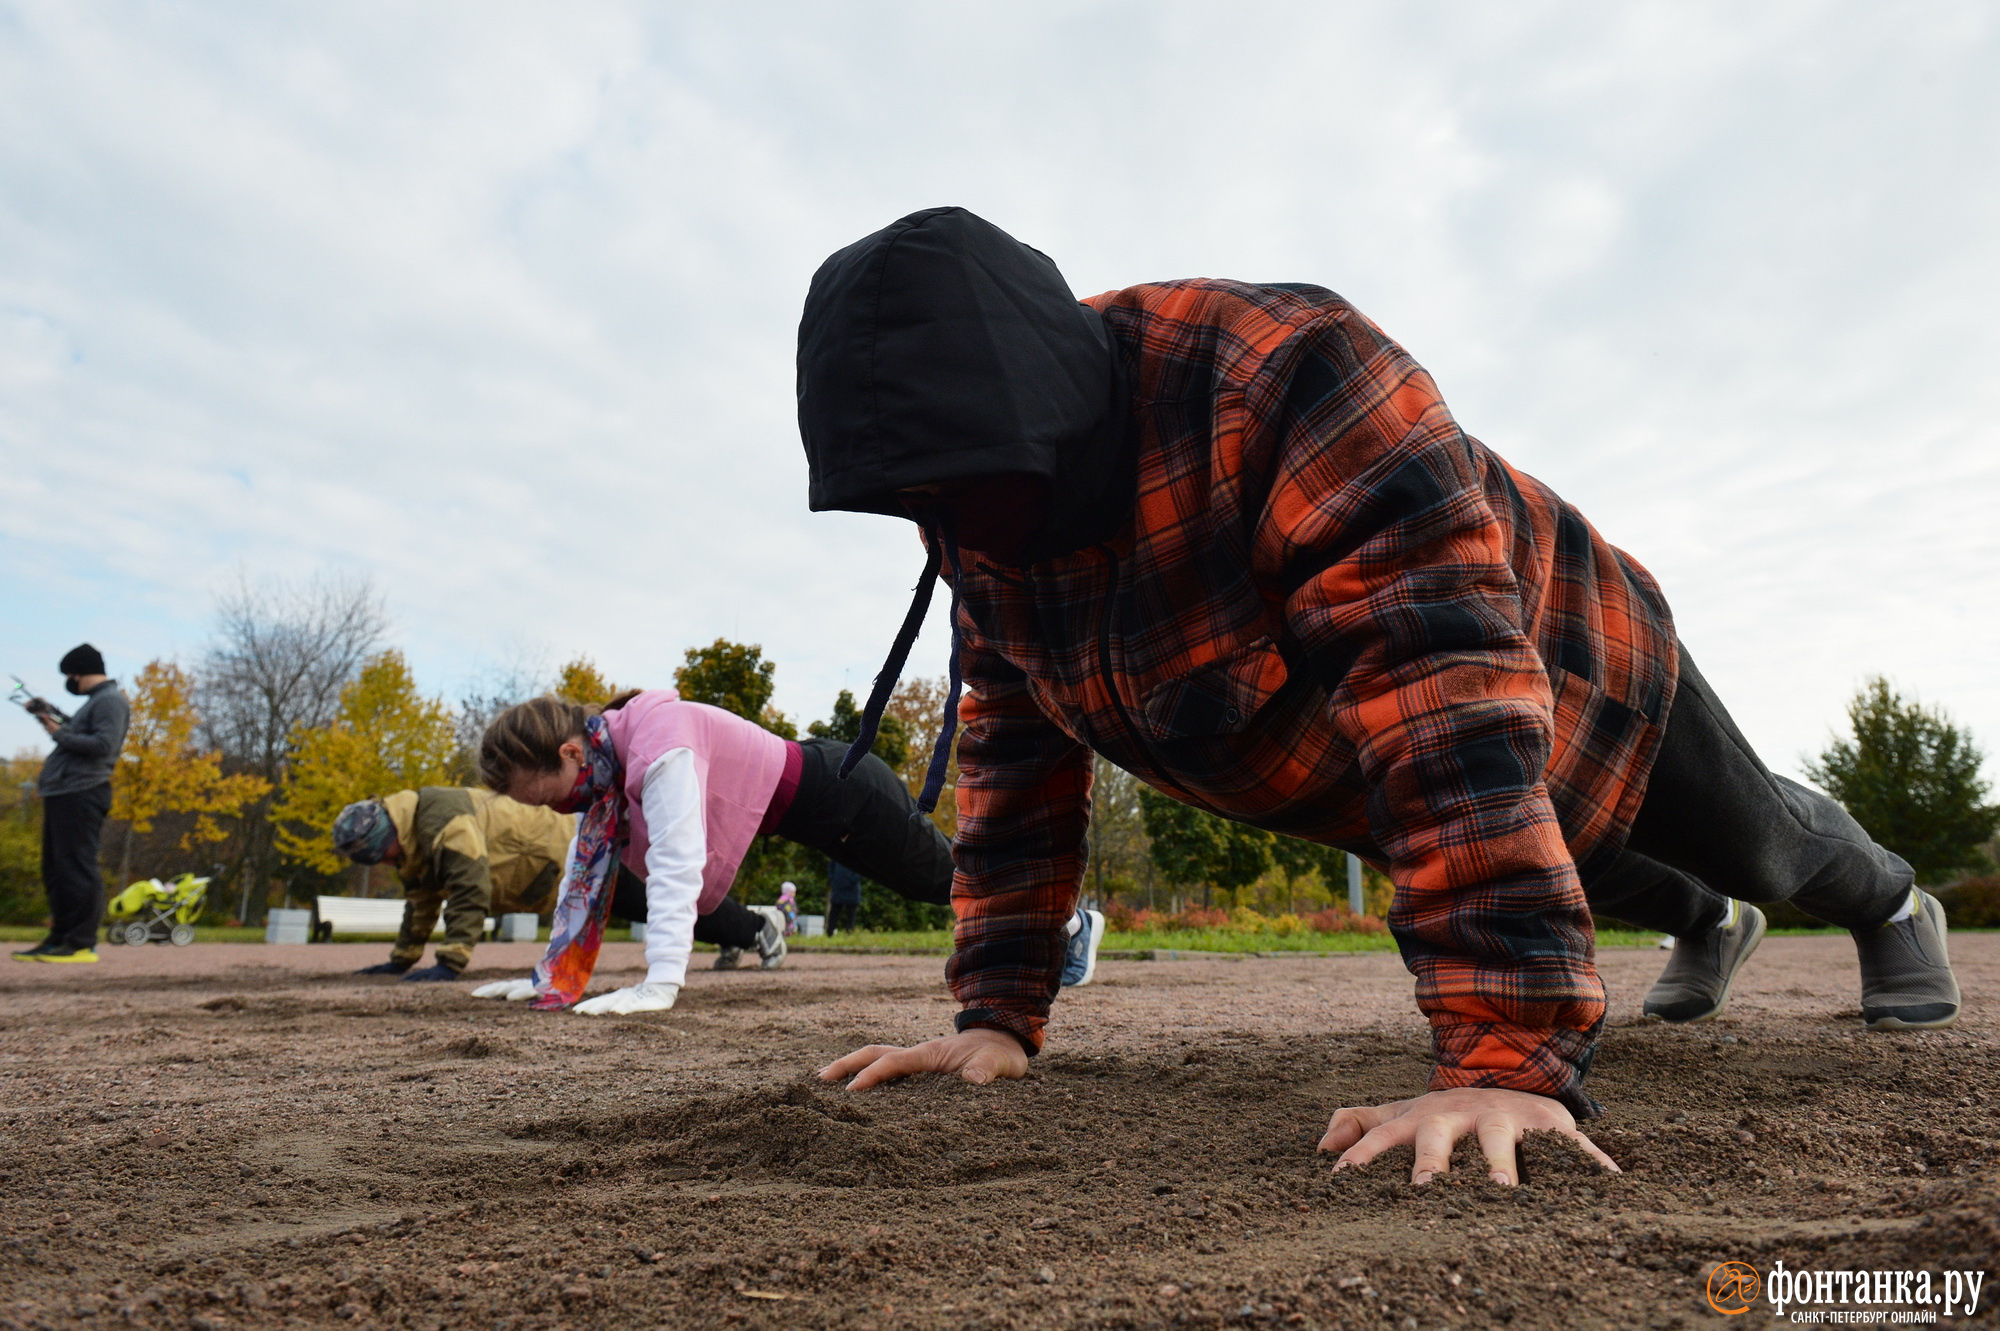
103, 871, 211, 947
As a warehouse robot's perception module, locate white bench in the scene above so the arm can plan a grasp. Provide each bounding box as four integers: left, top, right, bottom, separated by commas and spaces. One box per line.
313, 896, 495, 942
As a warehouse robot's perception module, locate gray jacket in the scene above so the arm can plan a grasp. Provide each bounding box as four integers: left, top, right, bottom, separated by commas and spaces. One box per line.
38, 680, 130, 797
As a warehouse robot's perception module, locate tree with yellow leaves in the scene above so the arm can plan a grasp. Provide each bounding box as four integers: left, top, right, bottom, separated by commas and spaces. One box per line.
272, 652, 458, 874
553, 656, 622, 707
111, 661, 270, 883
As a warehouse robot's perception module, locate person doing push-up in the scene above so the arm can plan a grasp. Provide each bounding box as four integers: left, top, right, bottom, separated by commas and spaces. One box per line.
796, 207, 1959, 1187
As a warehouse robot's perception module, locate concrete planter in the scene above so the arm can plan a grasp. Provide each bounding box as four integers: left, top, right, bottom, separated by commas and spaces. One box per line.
265, 908, 312, 945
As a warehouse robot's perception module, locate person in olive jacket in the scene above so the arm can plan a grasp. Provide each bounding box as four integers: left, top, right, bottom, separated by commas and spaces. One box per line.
332, 786, 576, 980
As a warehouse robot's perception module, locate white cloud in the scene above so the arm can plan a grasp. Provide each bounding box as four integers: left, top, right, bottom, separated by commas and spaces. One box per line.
1, 0, 1996, 793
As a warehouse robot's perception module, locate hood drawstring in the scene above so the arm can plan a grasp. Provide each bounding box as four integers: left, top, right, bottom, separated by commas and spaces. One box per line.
840, 523, 965, 817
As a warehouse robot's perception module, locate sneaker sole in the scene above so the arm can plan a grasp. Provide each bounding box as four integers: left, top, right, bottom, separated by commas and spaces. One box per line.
1074, 909, 1105, 987
1644, 906, 1767, 1024
32, 953, 101, 964
1862, 1005, 1960, 1031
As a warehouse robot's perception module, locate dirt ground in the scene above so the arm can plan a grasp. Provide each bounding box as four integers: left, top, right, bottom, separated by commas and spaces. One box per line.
1, 935, 1995, 1331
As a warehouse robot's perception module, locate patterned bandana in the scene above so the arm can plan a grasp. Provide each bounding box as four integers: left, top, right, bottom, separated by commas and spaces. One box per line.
331, 800, 396, 864
529, 714, 625, 1010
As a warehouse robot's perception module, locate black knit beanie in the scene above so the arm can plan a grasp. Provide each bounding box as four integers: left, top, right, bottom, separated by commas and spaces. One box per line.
59, 643, 105, 676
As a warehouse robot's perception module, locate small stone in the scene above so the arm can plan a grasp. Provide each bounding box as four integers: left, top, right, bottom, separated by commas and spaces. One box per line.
1157, 1283, 1181, 1298
1036, 1266, 1056, 1284
1736, 1130, 1756, 1145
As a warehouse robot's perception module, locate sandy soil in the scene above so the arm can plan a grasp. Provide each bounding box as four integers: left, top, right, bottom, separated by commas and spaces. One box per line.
1, 935, 1995, 1330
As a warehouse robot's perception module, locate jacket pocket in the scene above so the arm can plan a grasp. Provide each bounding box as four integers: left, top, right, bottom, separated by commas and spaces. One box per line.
1141, 637, 1290, 740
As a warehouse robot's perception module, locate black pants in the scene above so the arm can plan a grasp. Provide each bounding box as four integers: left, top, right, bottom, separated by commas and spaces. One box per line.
775, 739, 954, 905
827, 901, 859, 934
609, 865, 765, 950
606, 740, 952, 946
1583, 645, 1913, 937
42, 784, 112, 951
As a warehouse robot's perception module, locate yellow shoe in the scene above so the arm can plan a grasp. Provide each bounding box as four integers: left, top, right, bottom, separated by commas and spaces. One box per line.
35, 947, 101, 964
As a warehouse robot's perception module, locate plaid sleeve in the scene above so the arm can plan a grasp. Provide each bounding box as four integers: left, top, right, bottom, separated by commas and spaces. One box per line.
944, 630, 1095, 1055
1267, 318, 1607, 1117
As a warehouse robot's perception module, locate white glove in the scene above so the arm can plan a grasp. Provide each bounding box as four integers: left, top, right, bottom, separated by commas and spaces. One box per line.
471, 978, 540, 1001
573, 982, 680, 1017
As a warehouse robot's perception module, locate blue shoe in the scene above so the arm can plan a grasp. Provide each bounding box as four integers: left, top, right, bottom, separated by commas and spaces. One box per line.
1060, 909, 1105, 988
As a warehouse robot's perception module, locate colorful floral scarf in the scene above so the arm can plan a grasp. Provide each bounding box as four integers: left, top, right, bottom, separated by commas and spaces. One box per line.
530, 714, 625, 1010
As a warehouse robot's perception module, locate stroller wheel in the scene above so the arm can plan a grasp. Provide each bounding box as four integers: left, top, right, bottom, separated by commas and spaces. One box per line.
122, 922, 153, 947
102, 926, 122, 946
168, 923, 196, 947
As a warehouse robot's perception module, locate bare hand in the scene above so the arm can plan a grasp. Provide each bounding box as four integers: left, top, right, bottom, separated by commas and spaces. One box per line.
1319, 1087, 1620, 1186
37, 713, 60, 735
818, 1028, 1029, 1090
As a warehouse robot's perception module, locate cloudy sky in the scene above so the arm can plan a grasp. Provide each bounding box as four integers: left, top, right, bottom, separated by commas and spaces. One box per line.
2, 1, 1996, 785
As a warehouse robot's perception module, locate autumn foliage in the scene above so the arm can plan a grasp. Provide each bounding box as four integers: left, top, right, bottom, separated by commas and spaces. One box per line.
112, 661, 268, 848
270, 652, 458, 874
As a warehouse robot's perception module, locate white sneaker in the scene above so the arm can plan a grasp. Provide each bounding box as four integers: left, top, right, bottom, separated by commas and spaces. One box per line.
1060, 908, 1105, 987
753, 905, 788, 970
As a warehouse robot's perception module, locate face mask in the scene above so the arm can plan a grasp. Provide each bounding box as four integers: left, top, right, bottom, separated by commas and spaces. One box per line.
548, 763, 594, 815
63, 677, 85, 696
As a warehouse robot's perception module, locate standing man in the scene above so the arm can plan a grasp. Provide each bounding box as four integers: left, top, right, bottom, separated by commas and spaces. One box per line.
14, 645, 129, 963
798, 208, 1958, 1184
332, 787, 575, 981
825, 860, 863, 935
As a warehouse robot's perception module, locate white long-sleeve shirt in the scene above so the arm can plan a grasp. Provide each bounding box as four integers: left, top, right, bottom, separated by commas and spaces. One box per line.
636, 749, 706, 987
545, 747, 715, 991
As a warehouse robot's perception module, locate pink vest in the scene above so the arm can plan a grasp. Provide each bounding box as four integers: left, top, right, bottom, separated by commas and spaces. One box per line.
601, 691, 790, 913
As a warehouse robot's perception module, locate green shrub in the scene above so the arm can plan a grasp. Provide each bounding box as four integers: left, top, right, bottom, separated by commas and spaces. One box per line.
1939, 877, 2000, 928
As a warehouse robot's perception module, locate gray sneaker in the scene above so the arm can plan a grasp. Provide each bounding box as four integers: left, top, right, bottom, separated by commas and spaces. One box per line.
752, 905, 787, 971
1643, 902, 1767, 1023
1855, 891, 1959, 1030
713, 945, 743, 971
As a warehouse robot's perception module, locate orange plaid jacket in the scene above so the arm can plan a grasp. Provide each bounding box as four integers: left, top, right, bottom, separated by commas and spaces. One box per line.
945, 279, 1679, 1116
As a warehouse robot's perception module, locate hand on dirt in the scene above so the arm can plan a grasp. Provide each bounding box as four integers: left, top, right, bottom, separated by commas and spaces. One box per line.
471, 978, 539, 1001
1318, 1087, 1620, 1186
818, 1028, 1030, 1090
573, 982, 679, 1016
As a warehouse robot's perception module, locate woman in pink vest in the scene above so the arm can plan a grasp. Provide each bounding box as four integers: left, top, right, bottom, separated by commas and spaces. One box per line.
467, 688, 960, 1015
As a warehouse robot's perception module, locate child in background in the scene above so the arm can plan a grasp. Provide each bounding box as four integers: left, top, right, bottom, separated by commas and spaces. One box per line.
775, 881, 800, 936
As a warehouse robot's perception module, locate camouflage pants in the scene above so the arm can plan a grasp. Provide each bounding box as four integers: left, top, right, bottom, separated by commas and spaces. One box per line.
389, 884, 489, 973
389, 865, 562, 972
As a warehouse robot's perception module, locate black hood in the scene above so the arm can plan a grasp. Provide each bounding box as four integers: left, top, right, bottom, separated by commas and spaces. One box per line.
797, 206, 1132, 563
